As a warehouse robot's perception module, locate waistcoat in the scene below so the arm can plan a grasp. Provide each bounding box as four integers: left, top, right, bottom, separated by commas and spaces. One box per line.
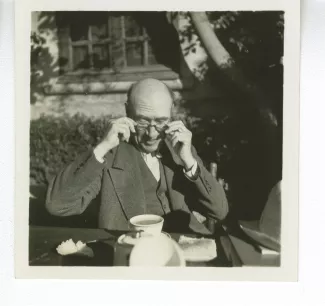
136, 152, 171, 216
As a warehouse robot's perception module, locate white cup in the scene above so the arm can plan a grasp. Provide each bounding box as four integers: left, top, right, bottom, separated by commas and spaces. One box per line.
129, 214, 164, 236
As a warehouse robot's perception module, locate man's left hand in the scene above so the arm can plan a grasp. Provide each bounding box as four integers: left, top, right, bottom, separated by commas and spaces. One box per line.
165, 121, 196, 171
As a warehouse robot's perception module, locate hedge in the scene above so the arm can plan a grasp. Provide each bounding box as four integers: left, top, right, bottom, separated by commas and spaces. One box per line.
30, 114, 111, 185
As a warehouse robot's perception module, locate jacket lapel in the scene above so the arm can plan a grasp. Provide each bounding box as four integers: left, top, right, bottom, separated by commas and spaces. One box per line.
108, 142, 146, 220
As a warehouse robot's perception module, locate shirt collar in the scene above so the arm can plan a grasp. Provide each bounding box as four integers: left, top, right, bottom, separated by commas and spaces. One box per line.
140, 151, 162, 159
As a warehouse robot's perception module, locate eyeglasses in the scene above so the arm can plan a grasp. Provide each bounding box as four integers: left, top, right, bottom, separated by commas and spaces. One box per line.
135, 119, 170, 132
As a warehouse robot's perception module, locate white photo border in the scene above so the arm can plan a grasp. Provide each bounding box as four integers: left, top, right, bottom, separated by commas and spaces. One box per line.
15, 0, 300, 281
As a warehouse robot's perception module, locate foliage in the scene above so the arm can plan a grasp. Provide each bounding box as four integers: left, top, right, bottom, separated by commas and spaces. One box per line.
30, 30, 59, 104
178, 11, 284, 119
30, 114, 111, 185
30, 32, 47, 63
179, 11, 283, 75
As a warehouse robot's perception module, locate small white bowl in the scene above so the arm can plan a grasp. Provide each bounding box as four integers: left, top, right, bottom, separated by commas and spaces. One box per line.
129, 214, 164, 236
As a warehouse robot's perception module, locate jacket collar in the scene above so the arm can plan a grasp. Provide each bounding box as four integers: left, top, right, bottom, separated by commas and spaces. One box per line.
110, 142, 135, 170
108, 142, 146, 219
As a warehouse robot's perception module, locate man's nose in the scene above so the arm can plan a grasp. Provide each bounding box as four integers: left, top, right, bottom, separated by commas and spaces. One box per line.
146, 126, 158, 138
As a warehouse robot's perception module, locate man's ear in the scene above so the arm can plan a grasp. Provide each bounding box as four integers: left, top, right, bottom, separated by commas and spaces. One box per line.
171, 103, 176, 120
125, 102, 130, 117
125, 83, 134, 117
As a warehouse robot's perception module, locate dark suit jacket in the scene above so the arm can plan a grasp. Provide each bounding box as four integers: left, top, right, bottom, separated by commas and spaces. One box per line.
46, 141, 228, 234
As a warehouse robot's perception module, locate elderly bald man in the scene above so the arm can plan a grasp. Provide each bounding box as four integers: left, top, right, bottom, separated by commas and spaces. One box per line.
46, 79, 228, 234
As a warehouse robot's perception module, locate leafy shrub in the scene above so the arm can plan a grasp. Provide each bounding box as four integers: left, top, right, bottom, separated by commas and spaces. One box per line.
30, 113, 111, 185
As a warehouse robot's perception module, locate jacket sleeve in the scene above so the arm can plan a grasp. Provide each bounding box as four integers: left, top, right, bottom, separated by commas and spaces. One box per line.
45, 149, 106, 217
187, 146, 229, 221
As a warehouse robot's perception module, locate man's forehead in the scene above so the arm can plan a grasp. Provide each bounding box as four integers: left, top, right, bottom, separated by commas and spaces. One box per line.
132, 98, 172, 117
129, 78, 173, 103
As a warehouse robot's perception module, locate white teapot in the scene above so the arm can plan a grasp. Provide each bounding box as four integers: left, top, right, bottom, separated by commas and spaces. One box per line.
129, 234, 186, 267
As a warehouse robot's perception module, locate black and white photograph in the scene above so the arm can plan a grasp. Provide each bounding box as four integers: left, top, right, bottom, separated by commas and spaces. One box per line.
14, 0, 300, 280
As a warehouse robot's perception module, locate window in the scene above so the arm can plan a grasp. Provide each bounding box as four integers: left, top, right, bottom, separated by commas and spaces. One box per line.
57, 12, 170, 75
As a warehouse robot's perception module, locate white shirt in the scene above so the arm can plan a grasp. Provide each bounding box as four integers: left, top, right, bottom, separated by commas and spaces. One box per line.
141, 152, 161, 181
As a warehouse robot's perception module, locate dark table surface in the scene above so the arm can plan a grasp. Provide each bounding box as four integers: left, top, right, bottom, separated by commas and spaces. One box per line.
29, 226, 232, 267
29, 225, 280, 267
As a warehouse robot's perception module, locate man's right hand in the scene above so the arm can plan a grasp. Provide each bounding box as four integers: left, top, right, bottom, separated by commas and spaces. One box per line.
94, 117, 136, 162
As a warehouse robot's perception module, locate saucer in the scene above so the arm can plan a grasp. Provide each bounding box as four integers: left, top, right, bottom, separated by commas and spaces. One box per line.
161, 232, 171, 239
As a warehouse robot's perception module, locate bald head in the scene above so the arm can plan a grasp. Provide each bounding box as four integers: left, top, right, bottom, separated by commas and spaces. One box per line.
127, 78, 174, 116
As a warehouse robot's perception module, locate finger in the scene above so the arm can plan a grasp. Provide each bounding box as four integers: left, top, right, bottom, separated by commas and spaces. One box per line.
114, 122, 129, 133
117, 117, 136, 125
171, 136, 187, 147
167, 120, 184, 127
116, 124, 130, 141
165, 124, 187, 134
118, 117, 136, 133
116, 117, 136, 130
114, 121, 133, 137
124, 117, 137, 133
173, 132, 190, 144
166, 129, 187, 139
171, 136, 178, 147
171, 133, 181, 147
122, 126, 131, 142
166, 121, 185, 129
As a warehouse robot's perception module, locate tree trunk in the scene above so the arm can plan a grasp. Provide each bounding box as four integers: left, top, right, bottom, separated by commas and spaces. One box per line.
189, 12, 278, 127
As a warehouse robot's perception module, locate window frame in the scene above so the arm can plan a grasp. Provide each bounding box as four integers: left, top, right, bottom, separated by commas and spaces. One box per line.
52, 12, 184, 94
62, 14, 172, 75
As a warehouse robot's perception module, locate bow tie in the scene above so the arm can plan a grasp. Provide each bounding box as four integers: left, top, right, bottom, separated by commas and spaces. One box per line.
141, 151, 162, 159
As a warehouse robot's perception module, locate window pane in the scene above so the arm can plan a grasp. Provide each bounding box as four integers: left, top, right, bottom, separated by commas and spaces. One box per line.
62, 13, 162, 70
148, 42, 158, 65
111, 41, 125, 69
124, 15, 142, 37
73, 46, 89, 69
70, 24, 88, 42
93, 44, 110, 69
126, 42, 143, 66
91, 24, 108, 41
69, 12, 89, 41
110, 16, 122, 40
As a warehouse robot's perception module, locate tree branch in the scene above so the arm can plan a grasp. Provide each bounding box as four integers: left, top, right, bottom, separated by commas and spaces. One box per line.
189, 12, 278, 127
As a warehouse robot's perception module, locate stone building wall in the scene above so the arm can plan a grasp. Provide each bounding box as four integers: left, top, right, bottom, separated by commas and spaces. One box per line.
30, 12, 223, 120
